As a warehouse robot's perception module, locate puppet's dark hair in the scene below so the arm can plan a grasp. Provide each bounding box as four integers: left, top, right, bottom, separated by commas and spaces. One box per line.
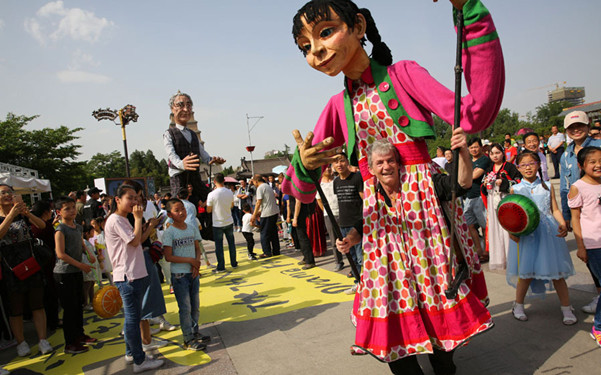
292, 0, 392, 66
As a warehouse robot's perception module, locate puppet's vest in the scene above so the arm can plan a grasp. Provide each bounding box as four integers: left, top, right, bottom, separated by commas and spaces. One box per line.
167, 126, 201, 171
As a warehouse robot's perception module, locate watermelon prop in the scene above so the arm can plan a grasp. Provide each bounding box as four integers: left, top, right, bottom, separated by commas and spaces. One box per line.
93, 285, 123, 318
497, 195, 540, 237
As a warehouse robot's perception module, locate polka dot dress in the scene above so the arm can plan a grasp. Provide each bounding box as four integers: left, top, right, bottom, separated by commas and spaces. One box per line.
348, 76, 493, 363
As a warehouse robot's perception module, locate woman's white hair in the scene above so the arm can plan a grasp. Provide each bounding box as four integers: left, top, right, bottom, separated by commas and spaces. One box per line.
367, 138, 400, 168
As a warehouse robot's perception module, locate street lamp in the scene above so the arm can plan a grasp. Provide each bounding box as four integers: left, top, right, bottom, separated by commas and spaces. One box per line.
92, 104, 139, 177
246, 113, 263, 176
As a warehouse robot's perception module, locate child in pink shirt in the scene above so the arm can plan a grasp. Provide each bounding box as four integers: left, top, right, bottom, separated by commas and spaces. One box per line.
568, 146, 601, 347
104, 184, 164, 372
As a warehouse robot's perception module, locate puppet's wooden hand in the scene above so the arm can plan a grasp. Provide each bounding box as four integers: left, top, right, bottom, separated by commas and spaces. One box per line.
292, 130, 341, 171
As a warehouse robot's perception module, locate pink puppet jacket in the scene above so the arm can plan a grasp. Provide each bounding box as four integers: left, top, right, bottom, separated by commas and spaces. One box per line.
282, 0, 505, 204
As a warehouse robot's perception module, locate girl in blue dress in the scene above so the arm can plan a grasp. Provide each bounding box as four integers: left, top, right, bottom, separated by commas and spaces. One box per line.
507, 151, 577, 325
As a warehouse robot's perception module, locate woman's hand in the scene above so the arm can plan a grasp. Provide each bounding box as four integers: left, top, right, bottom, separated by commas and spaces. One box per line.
292, 130, 341, 171
449, 127, 467, 151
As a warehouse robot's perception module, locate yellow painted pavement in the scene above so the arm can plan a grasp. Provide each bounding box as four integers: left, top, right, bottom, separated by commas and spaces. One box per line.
4, 246, 354, 374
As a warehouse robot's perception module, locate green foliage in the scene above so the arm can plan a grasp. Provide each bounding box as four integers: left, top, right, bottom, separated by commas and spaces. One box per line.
222, 165, 235, 176
86, 150, 170, 188
86, 151, 126, 179
427, 115, 453, 156
532, 100, 573, 131
0, 113, 88, 195
482, 108, 521, 143
128, 150, 169, 187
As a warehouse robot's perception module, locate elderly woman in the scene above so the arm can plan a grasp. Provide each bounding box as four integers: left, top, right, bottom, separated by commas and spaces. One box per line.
0, 184, 52, 356
336, 129, 488, 375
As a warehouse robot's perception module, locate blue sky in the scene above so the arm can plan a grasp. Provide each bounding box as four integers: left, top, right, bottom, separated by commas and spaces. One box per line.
1, 1, 600, 172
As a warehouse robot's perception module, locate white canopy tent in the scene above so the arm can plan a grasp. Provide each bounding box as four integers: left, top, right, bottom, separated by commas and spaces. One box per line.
0, 173, 52, 195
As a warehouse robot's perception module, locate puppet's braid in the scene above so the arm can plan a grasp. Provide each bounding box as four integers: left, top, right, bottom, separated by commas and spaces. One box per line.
359, 8, 392, 66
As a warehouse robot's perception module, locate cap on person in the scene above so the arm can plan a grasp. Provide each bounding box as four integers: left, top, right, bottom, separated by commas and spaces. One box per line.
564, 110, 589, 129
88, 187, 103, 195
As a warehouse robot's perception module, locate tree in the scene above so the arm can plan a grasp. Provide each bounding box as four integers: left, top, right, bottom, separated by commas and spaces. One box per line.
128, 149, 169, 187
533, 101, 572, 130
427, 115, 453, 156
222, 165, 234, 176
86, 151, 126, 179
0, 113, 88, 195
484, 108, 520, 142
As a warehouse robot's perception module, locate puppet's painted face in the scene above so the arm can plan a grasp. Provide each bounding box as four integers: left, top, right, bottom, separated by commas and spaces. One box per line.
296, 9, 365, 77
171, 95, 193, 125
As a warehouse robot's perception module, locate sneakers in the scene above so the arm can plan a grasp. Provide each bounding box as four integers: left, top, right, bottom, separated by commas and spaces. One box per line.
512, 302, 528, 321
38, 339, 53, 354
133, 357, 164, 373
16, 340, 30, 357
83, 304, 94, 312
149, 317, 161, 325
248, 254, 257, 260
142, 338, 168, 352
344, 284, 358, 295
0, 366, 9, 375
169, 286, 174, 294
591, 326, 601, 347
159, 320, 176, 332
79, 335, 98, 345
124, 354, 134, 364
302, 263, 316, 270
64, 344, 89, 354
150, 327, 160, 335
334, 263, 344, 272
183, 340, 207, 351
561, 305, 577, 325
582, 295, 600, 314
193, 332, 211, 343
212, 268, 226, 273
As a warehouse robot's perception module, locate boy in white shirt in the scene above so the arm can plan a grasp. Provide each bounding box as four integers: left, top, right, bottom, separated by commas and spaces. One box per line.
241, 204, 258, 260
